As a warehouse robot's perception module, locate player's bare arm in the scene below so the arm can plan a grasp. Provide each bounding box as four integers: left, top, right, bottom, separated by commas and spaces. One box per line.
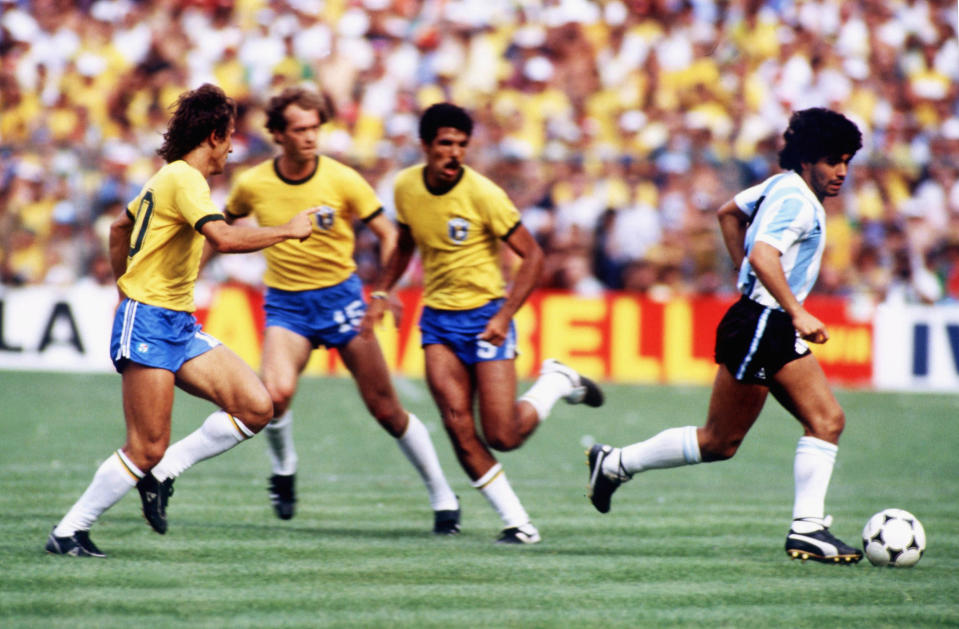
201, 207, 317, 253
108, 210, 134, 301
717, 198, 749, 269
364, 212, 404, 327
360, 223, 416, 338
478, 224, 544, 346
749, 241, 828, 343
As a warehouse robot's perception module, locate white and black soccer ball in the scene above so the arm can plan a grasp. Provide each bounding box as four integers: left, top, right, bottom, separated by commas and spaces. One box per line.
862, 508, 926, 567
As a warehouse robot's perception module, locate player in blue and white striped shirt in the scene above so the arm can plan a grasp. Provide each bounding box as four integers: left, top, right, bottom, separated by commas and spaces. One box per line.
587, 108, 865, 564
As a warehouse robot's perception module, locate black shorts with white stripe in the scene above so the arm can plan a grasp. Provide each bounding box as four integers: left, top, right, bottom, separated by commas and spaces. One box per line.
714, 295, 811, 385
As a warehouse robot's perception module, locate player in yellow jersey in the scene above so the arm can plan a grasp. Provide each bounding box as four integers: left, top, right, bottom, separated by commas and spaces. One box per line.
222, 86, 458, 531
46, 84, 317, 557
363, 103, 604, 544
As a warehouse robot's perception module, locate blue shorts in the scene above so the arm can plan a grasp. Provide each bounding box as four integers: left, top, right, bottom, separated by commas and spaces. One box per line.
264, 274, 366, 349
419, 298, 517, 365
110, 299, 220, 373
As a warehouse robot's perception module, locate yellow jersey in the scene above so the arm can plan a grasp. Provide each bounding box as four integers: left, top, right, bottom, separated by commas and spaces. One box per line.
119, 160, 225, 312
393, 164, 521, 310
226, 156, 382, 291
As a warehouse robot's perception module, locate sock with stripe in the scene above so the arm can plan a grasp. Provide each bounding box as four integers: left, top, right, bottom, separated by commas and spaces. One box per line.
53, 449, 142, 537
471, 463, 530, 528
612, 426, 702, 477
151, 410, 254, 482
265, 410, 297, 476
396, 413, 458, 511
792, 435, 837, 522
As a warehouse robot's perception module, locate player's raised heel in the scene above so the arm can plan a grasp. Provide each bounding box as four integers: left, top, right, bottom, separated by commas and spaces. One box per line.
496, 522, 541, 545
587, 444, 625, 514
785, 517, 862, 564
541, 358, 604, 407
137, 473, 175, 534
268, 474, 296, 520
45, 528, 106, 558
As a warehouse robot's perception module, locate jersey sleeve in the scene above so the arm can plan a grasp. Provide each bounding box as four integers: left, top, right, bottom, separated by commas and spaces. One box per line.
224, 173, 252, 219
482, 181, 521, 239
753, 197, 814, 253
732, 180, 767, 220
175, 167, 224, 229
342, 167, 383, 221
393, 171, 411, 227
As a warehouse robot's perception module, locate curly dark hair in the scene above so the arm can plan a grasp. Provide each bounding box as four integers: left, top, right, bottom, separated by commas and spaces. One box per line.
418, 103, 473, 144
157, 83, 236, 163
778, 108, 862, 172
264, 86, 330, 133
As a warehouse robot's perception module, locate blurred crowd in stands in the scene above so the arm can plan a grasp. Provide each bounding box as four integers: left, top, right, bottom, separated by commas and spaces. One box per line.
1, 0, 958, 310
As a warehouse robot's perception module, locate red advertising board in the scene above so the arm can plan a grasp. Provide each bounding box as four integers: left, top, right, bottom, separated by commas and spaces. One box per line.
195, 287, 873, 387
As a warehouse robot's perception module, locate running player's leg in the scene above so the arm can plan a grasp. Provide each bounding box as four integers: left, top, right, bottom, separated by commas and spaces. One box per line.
149, 344, 272, 484
340, 334, 459, 527
519, 358, 604, 418
475, 359, 536, 451
588, 366, 767, 513
425, 345, 538, 543
49, 300, 185, 551
772, 354, 860, 562
49, 365, 175, 551
257, 326, 312, 518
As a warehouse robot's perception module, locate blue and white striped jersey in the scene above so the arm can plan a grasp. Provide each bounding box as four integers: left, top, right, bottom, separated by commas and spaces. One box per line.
733, 171, 825, 310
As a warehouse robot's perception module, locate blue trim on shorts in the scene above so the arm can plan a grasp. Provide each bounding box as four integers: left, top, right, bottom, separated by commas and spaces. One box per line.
264, 274, 366, 349
110, 299, 220, 373
419, 298, 516, 365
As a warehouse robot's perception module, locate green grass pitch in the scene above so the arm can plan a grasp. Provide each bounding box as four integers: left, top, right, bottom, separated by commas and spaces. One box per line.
1, 370, 957, 628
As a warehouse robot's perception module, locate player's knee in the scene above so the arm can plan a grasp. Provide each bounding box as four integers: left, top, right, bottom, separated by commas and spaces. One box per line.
812, 407, 845, 443
442, 410, 480, 446
268, 383, 295, 413
239, 389, 274, 432
138, 442, 167, 469
485, 429, 521, 452
698, 430, 741, 462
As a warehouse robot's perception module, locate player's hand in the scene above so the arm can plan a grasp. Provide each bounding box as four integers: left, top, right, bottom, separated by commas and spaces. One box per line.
793, 308, 829, 344
386, 293, 404, 329
359, 296, 387, 339
477, 312, 510, 347
287, 207, 319, 241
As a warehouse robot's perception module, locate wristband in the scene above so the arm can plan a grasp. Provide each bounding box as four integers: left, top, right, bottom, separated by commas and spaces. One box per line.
370, 290, 389, 300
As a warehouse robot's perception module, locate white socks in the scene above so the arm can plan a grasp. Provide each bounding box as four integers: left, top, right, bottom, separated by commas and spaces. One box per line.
152, 411, 254, 482
396, 413, 458, 511
54, 449, 142, 536
472, 463, 530, 528
792, 435, 837, 522
265, 410, 457, 511
611, 426, 702, 478
519, 372, 572, 422
265, 410, 298, 476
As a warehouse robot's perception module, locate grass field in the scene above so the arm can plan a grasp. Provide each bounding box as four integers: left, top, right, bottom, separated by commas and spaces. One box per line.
1, 370, 957, 628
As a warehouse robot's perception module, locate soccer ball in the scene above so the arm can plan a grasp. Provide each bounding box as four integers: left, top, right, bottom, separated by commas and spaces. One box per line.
862, 508, 926, 567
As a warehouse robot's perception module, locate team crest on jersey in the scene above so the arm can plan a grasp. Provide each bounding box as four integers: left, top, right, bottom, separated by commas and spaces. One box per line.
137, 343, 149, 353
313, 206, 335, 230
448, 217, 469, 244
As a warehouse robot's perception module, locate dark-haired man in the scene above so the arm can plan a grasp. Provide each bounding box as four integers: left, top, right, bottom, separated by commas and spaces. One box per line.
222, 86, 459, 531
46, 84, 317, 557
363, 103, 604, 544
587, 108, 864, 564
